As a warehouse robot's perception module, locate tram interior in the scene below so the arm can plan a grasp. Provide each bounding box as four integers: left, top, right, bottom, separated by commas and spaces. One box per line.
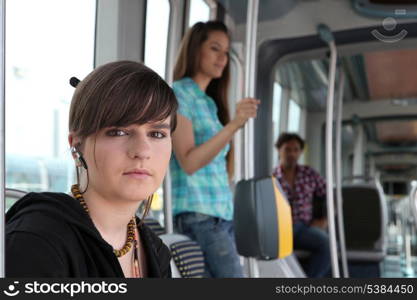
275, 46, 417, 277
4, 0, 417, 278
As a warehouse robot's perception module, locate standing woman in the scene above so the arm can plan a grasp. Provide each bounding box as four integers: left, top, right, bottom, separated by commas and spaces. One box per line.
6, 61, 177, 277
170, 21, 260, 277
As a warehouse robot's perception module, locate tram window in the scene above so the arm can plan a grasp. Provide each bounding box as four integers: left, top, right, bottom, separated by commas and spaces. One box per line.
143, 0, 170, 225
6, 196, 17, 212
383, 181, 408, 195
144, 0, 170, 78
188, 0, 210, 27
5, 0, 96, 194
272, 83, 282, 167
288, 99, 301, 132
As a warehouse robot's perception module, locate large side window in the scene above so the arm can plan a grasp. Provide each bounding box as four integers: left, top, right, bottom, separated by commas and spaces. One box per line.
272, 82, 282, 167
144, 0, 170, 78
188, 0, 210, 27
144, 0, 171, 225
288, 99, 301, 132
5, 0, 96, 201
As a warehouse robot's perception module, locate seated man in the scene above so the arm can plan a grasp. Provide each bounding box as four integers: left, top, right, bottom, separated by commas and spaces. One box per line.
273, 133, 330, 278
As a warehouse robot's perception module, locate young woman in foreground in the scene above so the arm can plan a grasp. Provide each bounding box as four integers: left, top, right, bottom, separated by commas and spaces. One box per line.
6, 61, 177, 277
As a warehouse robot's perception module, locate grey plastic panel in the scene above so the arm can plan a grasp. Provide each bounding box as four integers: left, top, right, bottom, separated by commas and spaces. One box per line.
234, 177, 280, 259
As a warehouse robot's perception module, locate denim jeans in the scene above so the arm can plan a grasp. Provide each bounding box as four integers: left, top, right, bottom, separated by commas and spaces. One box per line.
175, 212, 245, 278
293, 222, 331, 278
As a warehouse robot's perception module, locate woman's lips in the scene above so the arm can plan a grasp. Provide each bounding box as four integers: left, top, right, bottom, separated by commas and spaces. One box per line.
123, 169, 151, 179
124, 173, 150, 179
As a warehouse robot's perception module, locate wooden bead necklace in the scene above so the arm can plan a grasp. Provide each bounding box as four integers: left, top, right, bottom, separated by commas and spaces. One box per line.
71, 184, 137, 258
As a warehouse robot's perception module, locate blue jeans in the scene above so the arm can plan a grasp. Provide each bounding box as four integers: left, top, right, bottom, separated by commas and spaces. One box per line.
293, 222, 331, 278
175, 212, 245, 278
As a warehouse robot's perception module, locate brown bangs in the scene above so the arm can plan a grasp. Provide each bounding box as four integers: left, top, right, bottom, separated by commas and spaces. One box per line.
69, 61, 178, 140
94, 70, 177, 130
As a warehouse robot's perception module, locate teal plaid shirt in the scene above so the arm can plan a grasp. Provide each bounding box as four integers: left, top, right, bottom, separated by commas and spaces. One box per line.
170, 77, 233, 221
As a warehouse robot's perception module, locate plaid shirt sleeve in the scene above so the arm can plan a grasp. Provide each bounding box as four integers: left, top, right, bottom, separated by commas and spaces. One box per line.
173, 83, 194, 121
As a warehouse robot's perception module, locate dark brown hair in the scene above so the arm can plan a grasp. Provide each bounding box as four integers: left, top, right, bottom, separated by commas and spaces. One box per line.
69, 61, 177, 219
275, 133, 305, 150
69, 60, 178, 139
174, 21, 230, 125
173, 21, 234, 176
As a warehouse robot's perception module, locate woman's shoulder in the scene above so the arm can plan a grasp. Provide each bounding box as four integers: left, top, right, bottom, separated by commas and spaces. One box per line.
5, 192, 108, 278
6, 229, 67, 277
6, 191, 87, 241
172, 78, 198, 120
5, 192, 79, 277
173, 77, 193, 89
173, 77, 201, 97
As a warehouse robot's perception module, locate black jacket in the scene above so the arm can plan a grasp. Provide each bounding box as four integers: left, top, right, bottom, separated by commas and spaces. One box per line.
6, 192, 171, 278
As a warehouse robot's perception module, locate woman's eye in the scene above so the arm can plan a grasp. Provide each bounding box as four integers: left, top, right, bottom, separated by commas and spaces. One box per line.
106, 129, 128, 136
211, 47, 220, 52
150, 131, 166, 139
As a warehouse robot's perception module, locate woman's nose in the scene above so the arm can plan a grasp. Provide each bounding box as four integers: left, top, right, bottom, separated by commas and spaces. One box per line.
128, 136, 151, 160
218, 52, 228, 65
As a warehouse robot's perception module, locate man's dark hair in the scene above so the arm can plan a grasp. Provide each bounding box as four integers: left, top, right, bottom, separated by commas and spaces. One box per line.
275, 132, 305, 150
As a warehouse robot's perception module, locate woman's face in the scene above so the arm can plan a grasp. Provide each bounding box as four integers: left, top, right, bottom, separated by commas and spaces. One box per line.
196, 30, 230, 79
77, 118, 172, 203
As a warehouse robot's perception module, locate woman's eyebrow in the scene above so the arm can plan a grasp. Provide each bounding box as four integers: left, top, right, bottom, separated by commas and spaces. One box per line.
149, 123, 171, 130
210, 41, 229, 51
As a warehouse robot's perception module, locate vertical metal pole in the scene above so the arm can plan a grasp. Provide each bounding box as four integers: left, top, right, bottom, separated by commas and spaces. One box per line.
404, 184, 417, 277
0, 0, 6, 278
317, 23, 340, 278
325, 40, 340, 278
335, 71, 349, 278
352, 125, 365, 180
162, 0, 182, 234
243, 0, 259, 278
411, 184, 417, 227
404, 223, 414, 277
230, 53, 243, 183
243, 0, 258, 180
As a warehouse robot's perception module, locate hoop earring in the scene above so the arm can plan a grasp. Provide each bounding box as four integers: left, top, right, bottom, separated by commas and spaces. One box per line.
71, 146, 89, 194
138, 193, 154, 227
71, 146, 88, 170
75, 165, 89, 194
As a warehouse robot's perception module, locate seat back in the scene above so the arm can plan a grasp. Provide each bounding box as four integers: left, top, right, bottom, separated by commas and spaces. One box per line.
342, 182, 388, 257
143, 217, 205, 278
233, 176, 293, 260
5, 188, 27, 211
159, 233, 205, 278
